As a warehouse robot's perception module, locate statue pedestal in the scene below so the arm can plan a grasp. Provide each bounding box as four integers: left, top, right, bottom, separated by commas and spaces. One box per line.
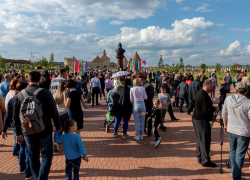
116, 55, 124, 70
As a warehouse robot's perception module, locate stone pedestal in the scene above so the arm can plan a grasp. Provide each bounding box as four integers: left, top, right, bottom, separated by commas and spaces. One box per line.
116, 55, 124, 69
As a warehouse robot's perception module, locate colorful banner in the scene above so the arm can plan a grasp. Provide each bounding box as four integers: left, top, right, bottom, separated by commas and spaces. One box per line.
138, 60, 141, 72
81, 59, 83, 75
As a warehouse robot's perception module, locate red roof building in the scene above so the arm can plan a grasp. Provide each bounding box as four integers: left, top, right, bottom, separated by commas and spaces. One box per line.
186, 64, 192, 67
92, 55, 102, 62
164, 64, 170, 67
132, 52, 141, 61
100, 50, 110, 60
123, 57, 128, 62
5, 59, 29, 64
232, 63, 241, 67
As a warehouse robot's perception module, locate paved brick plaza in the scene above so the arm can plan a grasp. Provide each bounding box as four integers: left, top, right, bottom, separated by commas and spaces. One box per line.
0, 86, 249, 180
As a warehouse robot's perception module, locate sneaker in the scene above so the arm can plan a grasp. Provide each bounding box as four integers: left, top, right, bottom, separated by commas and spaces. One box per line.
155, 140, 161, 148
106, 124, 109, 132
201, 161, 217, 168
140, 135, 143, 140
213, 98, 216, 101
158, 137, 161, 141
113, 133, 118, 138
122, 134, 129, 139
19, 168, 27, 174
133, 135, 140, 141
25, 175, 33, 180
53, 143, 59, 153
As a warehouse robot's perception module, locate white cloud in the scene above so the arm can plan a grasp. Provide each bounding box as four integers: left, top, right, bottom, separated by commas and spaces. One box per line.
219, 40, 250, 57
175, 0, 184, 4
196, 3, 213, 13
180, 7, 191, 11
99, 17, 221, 50
110, 21, 125, 25
231, 28, 250, 32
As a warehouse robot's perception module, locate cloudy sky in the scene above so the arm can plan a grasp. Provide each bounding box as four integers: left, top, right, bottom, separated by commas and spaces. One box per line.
0, 0, 250, 66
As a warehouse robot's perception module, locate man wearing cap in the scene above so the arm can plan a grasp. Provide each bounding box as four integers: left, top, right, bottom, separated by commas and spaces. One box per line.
139, 75, 154, 136
222, 82, 250, 180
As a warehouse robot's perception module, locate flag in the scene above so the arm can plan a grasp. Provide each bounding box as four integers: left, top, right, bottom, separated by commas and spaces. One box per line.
84, 61, 87, 72
127, 60, 130, 70
138, 60, 141, 72
81, 59, 83, 75
77, 60, 80, 73
142, 60, 146, 66
133, 60, 136, 72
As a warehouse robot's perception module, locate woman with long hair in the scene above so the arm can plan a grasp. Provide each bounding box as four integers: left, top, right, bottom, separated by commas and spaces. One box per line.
64, 80, 86, 135
5, 79, 18, 111
130, 78, 148, 140
53, 81, 69, 152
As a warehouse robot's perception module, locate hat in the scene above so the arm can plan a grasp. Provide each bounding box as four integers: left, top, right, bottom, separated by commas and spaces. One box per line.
236, 82, 248, 90
124, 79, 132, 86
139, 75, 146, 79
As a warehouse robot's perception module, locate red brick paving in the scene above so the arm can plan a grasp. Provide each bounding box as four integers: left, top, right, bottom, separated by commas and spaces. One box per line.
0, 86, 250, 180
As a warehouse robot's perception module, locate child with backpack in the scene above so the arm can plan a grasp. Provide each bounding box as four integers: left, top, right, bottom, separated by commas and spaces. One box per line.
158, 85, 171, 132
54, 119, 88, 180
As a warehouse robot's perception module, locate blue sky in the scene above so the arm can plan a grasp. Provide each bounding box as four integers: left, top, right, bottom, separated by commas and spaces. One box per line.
0, 0, 250, 66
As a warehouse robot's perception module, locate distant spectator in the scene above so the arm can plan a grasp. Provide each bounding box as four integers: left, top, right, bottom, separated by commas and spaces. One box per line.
0, 74, 11, 100
51, 69, 67, 94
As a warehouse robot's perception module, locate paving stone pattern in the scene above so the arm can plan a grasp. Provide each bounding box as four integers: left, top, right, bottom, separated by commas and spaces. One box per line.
0, 86, 249, 180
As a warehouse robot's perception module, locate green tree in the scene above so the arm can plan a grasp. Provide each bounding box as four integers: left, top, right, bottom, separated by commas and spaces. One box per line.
179, 57, 184, 69
215, 63, 222, 72
65, 65, 70, 71
200, 63, 206, 70
158, 55, 164, 68
9, 62, 14, 68
246, 65, 250, 73
0, 55, 6, 68
48, 52, 54, 69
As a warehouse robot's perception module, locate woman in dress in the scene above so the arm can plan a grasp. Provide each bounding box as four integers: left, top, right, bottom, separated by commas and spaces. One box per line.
64, 80, 86, 135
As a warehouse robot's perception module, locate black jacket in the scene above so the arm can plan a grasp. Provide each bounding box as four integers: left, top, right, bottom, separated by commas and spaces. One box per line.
143, 82, 154, 111
192, 89, 216, 121
110, 86, 132, 120
172, 80, 180, 90
188, 80, 202, 101
13, 84, 60, 136
177, 82, 189, 98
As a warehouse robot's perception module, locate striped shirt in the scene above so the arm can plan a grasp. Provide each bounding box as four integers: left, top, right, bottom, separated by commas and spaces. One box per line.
51, 77, 66, 94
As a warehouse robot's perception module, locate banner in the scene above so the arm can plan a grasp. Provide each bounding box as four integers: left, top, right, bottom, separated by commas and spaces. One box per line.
81, 59, 83, 75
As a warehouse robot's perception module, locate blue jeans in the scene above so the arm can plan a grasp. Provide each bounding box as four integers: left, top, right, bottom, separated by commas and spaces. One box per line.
19, 142, 32, 177
173, 91, 179, 107
133, 102, 146, 136
66, 156, 81, 180
12, 126, 20, 154
228, 132, 250, 180
24, 133, 53, 180
114, 116, 128, 135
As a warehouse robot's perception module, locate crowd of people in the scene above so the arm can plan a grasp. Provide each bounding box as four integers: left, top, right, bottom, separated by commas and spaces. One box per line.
0, 67, 249, 180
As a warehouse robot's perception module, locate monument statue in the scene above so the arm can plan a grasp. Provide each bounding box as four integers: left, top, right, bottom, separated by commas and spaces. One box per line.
115, 42, 126, 56
115, 42, 126, 69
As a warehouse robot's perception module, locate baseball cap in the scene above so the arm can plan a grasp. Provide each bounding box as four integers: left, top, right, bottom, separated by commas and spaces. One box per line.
236, 82, 248, 91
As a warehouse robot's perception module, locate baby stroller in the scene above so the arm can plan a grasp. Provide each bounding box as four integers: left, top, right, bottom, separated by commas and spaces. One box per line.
104, 89, 115, 132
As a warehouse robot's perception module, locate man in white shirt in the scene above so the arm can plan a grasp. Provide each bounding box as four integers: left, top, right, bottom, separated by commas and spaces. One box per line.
90, 73, 101, 106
